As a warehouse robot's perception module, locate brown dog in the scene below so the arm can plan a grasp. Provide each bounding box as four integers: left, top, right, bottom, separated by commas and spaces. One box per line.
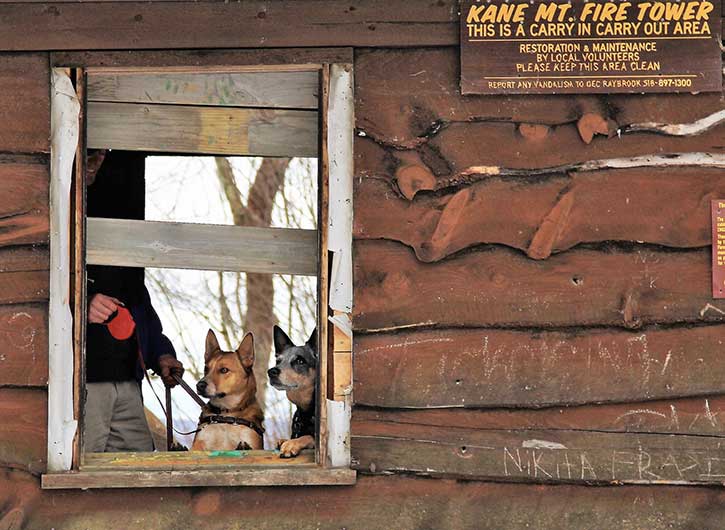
191, 330, 264, 451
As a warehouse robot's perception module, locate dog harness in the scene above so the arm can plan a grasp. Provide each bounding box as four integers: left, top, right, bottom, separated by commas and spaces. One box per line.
198, 414, 265, 437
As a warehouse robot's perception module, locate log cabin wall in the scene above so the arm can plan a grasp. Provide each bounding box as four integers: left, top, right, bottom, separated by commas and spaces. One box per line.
0, 2, 724, 528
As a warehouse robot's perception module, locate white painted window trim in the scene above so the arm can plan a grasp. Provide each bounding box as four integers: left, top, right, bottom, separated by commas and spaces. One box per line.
48, 68, 80, 472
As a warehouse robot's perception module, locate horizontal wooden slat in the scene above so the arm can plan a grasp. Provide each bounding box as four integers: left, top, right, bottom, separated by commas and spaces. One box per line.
0, 271, 48, 305
354, 396, 725, 436
354, 167, 725, 262
0, 53, 49, 152
355, 48, 725, 147
0, 1, 456, 51
87, 101, 318, 157
52, 48, 353, 68
5, 474, 724, 528
87, 217, 317, 276
0, 160, 49, 248
352, 423, 725, 485
0, 245, 48, 273
0, 388, 46, 474
353, 240, 724, 331
0, 304, 48, 387
354, 326, 725, 408
87, 70, 319, 109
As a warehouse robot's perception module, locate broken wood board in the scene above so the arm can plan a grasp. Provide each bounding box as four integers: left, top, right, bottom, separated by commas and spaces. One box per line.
87, 101, 318, 157
87, 218, 317, 276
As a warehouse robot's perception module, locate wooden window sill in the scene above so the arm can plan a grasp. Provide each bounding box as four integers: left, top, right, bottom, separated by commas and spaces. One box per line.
41, 450, 356, 489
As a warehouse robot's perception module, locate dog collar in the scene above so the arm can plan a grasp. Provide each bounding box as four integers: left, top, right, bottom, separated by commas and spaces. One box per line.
199, 414, 265, 437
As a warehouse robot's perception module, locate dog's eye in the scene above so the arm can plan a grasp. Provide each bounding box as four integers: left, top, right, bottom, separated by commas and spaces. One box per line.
292, 357, 306, 366
219, 367, 230, 374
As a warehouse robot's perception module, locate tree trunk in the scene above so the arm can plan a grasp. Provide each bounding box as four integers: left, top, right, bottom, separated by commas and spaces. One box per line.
215, 157, 290, 411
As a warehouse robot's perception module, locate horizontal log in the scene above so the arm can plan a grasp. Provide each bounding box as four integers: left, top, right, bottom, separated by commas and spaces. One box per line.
354, 395, 725, 436
87, 217, 317, 276
0, 304, 48, 387
353, 240, 724, 331
0, 53, 49, 153
355, 48, 725, 147
354, 167, 725, 261
0, 272, 48, 305
352, 423, 725, 485
87, 101, 318, 157
0, 246, 49, 273
0, 161, 49, 248
425, 120, 724, 174
354, 326, 725, 408
88, 70, 319, 109
0, 473, 723, 529
0, 388, 46, 474
0, 1, 456, 51
52, 48, 353, 68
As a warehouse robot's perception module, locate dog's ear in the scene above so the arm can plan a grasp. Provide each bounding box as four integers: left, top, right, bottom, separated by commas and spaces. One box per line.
306, 327, 318, 352
273, 325, 294, 354
205, 329, 220, 363
237, 332, 255, 370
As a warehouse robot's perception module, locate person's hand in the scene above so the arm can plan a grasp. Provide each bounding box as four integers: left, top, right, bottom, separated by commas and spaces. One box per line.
88, 293, 123, 324
157, 355, 184, 387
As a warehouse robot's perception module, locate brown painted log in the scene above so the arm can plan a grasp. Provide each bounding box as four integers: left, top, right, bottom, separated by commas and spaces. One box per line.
355, 48, 725, 146
0, 54, 50, 153
354, 167, 725, 261
0, 161, 49, 248
0, 246, 49, 273
52, 48, 353, 68
427, 120, 724, 174
354, 395, 725, 436
353, 240, 724, 331
3, 471, 725, 529
0, 389, 46, 474
0, 2, 456, 51
0, 272, 48, 305
352, 422, 725, 484
353, 326, 725, 408
0, 304, 48, 387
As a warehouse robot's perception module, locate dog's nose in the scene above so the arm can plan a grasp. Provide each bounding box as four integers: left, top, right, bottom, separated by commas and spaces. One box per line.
196, 380, 207, 393
268, 367, 280, 378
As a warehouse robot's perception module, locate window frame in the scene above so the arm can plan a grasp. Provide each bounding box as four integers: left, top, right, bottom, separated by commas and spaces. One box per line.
43, 50, 354, 489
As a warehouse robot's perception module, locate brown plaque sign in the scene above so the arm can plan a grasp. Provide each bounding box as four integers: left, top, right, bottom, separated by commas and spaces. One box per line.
460, 0, 722, 94
713, 200, 725, 299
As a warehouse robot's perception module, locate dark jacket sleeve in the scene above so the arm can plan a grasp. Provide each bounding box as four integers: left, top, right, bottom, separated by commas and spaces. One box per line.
130, 286, 176, 379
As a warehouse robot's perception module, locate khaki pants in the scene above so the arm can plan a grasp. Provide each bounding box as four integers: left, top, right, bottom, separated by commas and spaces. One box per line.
84, 381, 154, 452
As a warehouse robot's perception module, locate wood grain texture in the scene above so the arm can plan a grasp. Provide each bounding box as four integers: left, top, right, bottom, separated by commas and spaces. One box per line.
0, 272, 48, 305
353, 326, 725, 408
0, 53, 49, 153
53, 48, 353, 68
352, 423, 725, 484
353, 240, 724, 331
88, 70, 319, 109
0, 161, 49, 248
354, 167, 725, 261
0, 389, 46, 474
355, 47, 725, 146
0, 304, 48, 387
354, 396, 725, 436
0, 1, 457, 51
0, 246, 49, 273
0, 472, 723, 529
87, 101, 318, 157
87, 218, 318, 275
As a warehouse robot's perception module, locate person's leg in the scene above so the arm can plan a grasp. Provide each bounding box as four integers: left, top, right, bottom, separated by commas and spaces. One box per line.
83, 382, 116, 453
105, 381, 154, 452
